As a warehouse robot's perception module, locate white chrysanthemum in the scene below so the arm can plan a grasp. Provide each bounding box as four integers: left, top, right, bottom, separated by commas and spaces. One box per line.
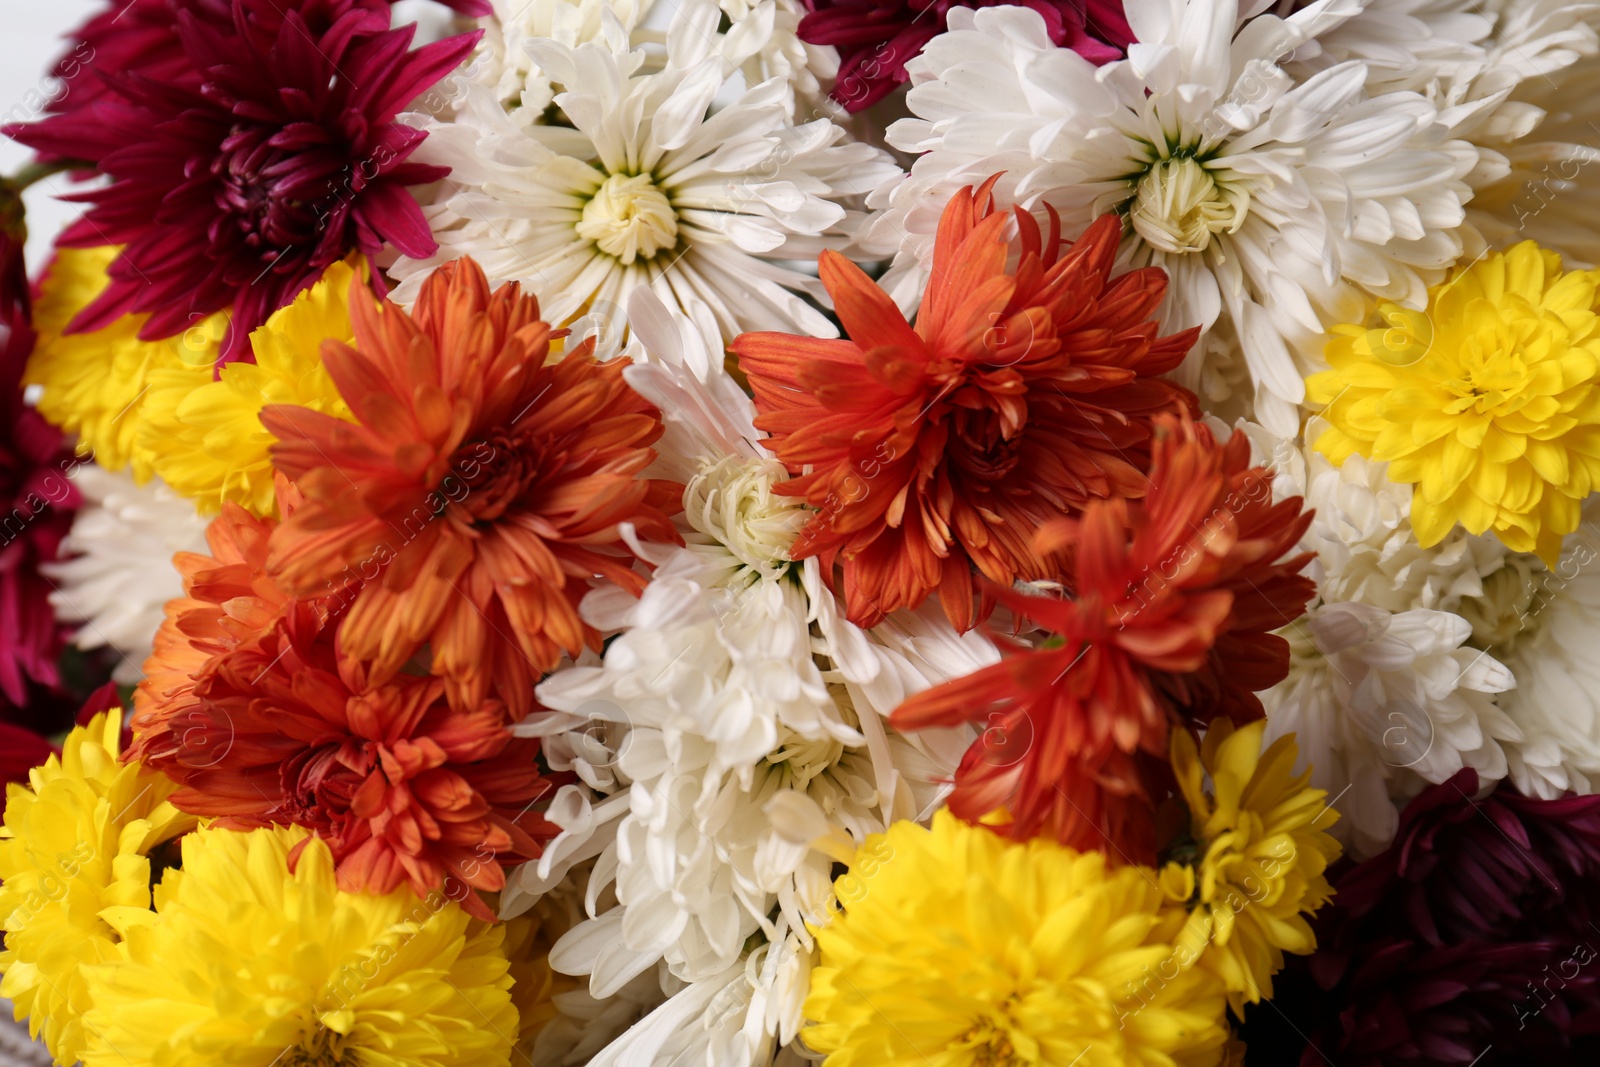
1263, 601, 1518, 858
576, 921, 811, 1067
467, 0, 832, 124
392, 0, 899, 342
505, 290, 992, 1063
1234, 418, 1508, 615
1232, 420, 1517, 856
1466, 54, 1600, 266
1289, 0, 1600, 262
41, 465, 207, 683
472, 0, 658, 122
534, 968, 665, 1067
865, 0, 1476, 433
1466, 509, 1600, 799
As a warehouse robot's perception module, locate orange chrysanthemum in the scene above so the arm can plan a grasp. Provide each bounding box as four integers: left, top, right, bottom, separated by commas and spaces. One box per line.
130, 482, 555, 919
262, 257, 682, 713
733, 179, 1198, 629
134, 476, 314, 744
892, 417, 1315, 860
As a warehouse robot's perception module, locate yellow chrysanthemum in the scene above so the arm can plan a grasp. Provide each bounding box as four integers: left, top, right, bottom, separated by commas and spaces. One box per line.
80, 824, 519, 1067
803, 811, 1229, 1067
0, 712, 195, 1065
139, 259, 363, 517
1307, 240, 1600, 563
1160, 721, 1341, 1010
29, 247, 224, 478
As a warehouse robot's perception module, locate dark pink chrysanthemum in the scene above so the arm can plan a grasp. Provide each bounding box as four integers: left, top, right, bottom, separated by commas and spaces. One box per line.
0, 206, 79, 717
42, 0, 490, 125
799, 0, 1133, 112
7, 0, 481, 363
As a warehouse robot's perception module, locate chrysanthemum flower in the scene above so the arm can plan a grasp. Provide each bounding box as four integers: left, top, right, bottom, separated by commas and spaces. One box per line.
6, 2, 480, 362
42, 465, 210, 684
263, 257, 682, 714
130, 483, 556, 917
133, 481, 305, 738
803, 811, 1229, 1066
1334, 769, 1600, 948
0, 712, 196, 1065
139, 257, 362, 517
798, 0, 1132, 111
863, 1, 1475, 435
389, 0, 899, 344
526, 291, 995, 1046
1160, 720, 1341, 1010
0, 227, 78, 713
28, 246, 224, 479
43, 0, 492, 125
149, 617, 555, 919
892, 417, 1314, 858
1308, 241, 1600, 564
1259, 770, 1600, 1064
1464, 507, 1600, 799
735, 180, 1199, 630
78, 824, 518, 1067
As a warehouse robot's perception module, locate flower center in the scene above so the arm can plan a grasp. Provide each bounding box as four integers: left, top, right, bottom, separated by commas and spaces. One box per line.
765, 732, 847, 790
281, 1026, 358, 1067
442, 433, 537, 526
1462, 556, 1545, 653
214, 124, 338, 255
685, 456, 808, 580
1129, 157, 1248, 255
577, 173, 679, 264
1442, 348, 1536, 416
955, 1017, 1024, 1066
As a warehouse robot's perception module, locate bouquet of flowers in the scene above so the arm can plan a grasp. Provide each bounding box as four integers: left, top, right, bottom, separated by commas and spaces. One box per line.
3, 0, 1600, 1063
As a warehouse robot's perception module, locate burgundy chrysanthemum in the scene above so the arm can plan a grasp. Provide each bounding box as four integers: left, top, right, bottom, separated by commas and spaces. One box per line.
1249, 770, 1600, 1066
43, 0, 491, 125
7, 0, 481, 363
799, 0, 1134, 111
0, 200, 79, 723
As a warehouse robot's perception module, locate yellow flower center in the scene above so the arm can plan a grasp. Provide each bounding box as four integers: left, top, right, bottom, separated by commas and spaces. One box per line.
1440, 322, 1541, 417
766, 732, 847, 789
957, 1017, 1024, 1066
1129, 157, 1249, 255
1461, 556, 1544, 652
281, 1027, 357, 1067
577, 173, 678, 264
685, 455, 808, 580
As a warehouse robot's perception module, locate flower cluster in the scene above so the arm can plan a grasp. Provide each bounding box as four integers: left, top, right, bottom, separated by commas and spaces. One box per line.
3, 0, 1600, 1062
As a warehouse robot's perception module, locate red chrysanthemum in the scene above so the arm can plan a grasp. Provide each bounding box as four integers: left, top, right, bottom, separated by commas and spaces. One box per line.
42, 0, 488, 128
799, 0, 1133, 112
734, 179, 1198, 630
0, 198, 79, 720
891, 416, 1314, 859
6, 0, 480, 363
0, 723, 56, 786
130, 484, 554, 918
261, 258, 682, 715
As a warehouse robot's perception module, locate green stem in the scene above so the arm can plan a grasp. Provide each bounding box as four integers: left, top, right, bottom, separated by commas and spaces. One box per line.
6, 158, 90, 193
